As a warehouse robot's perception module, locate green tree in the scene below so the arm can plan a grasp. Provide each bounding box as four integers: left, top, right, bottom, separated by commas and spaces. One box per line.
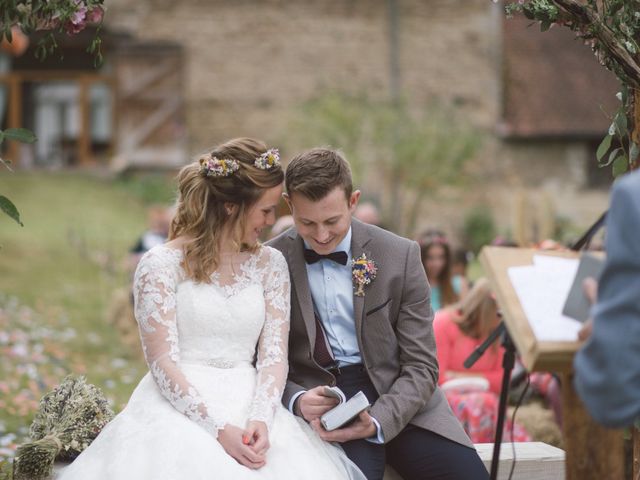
288, 92, 481, 235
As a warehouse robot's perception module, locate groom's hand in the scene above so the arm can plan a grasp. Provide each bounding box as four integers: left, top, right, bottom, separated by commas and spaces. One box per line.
297, 386, 340, 422
578, 277, 598, 341
310, 410, 377, 443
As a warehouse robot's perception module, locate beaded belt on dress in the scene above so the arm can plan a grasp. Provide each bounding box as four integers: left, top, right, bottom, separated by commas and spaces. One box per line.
203, 358, 248, 368
180, 357, 252, 368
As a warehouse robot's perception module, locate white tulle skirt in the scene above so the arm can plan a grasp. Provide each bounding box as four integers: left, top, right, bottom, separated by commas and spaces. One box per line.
57, 364, 364, 480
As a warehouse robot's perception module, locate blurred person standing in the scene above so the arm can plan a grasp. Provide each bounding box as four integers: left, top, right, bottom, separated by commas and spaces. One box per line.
574, 169, 640, 427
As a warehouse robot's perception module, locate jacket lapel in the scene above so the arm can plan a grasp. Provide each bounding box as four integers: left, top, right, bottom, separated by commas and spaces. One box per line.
287, 230, 317, 347
350, 219, 373, 342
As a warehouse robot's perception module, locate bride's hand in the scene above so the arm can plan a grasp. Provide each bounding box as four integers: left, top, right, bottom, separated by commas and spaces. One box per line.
217, 424, 266, 469
243, 420, 270, 456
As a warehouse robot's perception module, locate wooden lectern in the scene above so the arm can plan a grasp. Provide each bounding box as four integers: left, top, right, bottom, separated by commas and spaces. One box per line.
480, 246, 624, 480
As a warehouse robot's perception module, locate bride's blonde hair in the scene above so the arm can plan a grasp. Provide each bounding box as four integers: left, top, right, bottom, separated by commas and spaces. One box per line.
170, 137, 284, 283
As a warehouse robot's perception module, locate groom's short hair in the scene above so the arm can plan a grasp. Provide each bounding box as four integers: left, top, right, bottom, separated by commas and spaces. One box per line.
285, 148, 353, 201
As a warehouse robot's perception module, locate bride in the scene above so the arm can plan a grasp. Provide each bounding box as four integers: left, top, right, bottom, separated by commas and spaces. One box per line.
58, 138, 364, 479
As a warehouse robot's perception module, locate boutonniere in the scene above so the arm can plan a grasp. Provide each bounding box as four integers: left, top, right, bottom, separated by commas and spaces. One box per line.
352, 253, 377, 297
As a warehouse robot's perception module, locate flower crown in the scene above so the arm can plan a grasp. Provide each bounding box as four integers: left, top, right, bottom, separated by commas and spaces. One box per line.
254, 148, 280, 170
199, 155, 240, 177
199, 148, 280, 178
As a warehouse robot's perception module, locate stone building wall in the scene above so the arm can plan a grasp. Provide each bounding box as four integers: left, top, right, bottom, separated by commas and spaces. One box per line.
103, 0, 609, 243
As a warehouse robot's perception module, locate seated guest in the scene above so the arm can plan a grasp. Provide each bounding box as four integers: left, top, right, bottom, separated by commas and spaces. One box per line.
434, 279, 530, 442
451, 246, 472, 292
418, 230, 465, 311
127, 205, 173, 273
353, 201, 382, 227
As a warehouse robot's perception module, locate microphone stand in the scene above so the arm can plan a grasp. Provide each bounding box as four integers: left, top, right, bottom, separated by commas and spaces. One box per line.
464, 320, 517, 480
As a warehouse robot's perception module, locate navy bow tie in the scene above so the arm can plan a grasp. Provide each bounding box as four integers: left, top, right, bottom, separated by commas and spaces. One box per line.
303, 249, 348, 266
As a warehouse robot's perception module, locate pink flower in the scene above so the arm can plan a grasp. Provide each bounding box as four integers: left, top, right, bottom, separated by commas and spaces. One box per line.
86, 5, 105, 24
65, 0, 89, 35
70, 3, 88, 25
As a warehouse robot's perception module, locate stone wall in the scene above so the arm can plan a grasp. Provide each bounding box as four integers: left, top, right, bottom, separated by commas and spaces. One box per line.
104, 1, 496, 145
103, 0, 609, 242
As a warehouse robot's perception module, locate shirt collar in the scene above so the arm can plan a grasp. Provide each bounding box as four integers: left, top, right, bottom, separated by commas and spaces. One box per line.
336, 226, 352, 257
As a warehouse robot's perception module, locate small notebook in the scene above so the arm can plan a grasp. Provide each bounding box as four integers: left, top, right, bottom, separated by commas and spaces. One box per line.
320, 387, 371, 431
562, 253, 605, 323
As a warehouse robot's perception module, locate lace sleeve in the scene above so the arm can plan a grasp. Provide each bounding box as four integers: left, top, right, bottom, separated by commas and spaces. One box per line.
247, 248, 291, 429
133, 248, 226, 438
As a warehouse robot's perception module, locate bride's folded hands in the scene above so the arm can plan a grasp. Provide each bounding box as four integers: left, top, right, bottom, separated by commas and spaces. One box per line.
243, 420, 270, 456
217, 423, 267, 469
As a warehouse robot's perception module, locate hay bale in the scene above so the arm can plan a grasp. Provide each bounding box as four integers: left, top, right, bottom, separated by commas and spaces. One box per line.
510, 401, 562, 448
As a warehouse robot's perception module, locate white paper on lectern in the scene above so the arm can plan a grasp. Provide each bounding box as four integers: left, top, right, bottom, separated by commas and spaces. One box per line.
507, 255, 583, 342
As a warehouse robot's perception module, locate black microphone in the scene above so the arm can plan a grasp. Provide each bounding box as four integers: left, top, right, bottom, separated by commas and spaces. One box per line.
463, 322, 506, 369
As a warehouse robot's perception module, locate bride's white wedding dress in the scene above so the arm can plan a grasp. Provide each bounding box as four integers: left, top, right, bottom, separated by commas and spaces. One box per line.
58, 245, 364, 479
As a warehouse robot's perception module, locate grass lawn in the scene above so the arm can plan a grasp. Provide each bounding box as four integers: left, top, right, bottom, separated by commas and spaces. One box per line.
0, 171, 175, 459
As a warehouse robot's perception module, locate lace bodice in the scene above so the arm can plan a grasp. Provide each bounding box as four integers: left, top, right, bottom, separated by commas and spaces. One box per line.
132, 244, 290, 438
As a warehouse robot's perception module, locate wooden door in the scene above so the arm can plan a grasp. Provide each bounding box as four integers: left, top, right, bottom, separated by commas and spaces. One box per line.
111, 42, 187, 171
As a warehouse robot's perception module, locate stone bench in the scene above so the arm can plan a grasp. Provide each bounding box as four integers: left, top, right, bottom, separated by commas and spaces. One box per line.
384, 442, 565, 480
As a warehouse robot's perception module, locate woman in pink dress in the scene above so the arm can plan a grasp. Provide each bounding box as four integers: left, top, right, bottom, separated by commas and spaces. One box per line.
433, 278, 530, 443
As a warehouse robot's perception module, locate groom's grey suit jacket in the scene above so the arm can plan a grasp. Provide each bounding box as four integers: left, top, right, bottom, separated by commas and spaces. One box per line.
267, 218, 472, 447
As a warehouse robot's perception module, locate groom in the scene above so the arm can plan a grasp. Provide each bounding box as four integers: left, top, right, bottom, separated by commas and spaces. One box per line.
268, 148, 488, 479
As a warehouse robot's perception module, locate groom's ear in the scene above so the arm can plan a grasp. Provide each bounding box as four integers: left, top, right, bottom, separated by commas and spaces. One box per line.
282, 192, 293, 213
348, 190, 361, 213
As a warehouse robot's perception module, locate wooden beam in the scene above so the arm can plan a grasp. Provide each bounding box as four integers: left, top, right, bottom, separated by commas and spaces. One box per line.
561, 373, 624, 480
78, 77, 92, 166
7, 74, 22, 166
634, 426, 639, 480
119, 59, 178, 100
0, 71, 114, 82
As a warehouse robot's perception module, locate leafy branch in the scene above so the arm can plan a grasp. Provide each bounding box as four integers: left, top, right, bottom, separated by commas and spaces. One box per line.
0, 0, 106, 62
